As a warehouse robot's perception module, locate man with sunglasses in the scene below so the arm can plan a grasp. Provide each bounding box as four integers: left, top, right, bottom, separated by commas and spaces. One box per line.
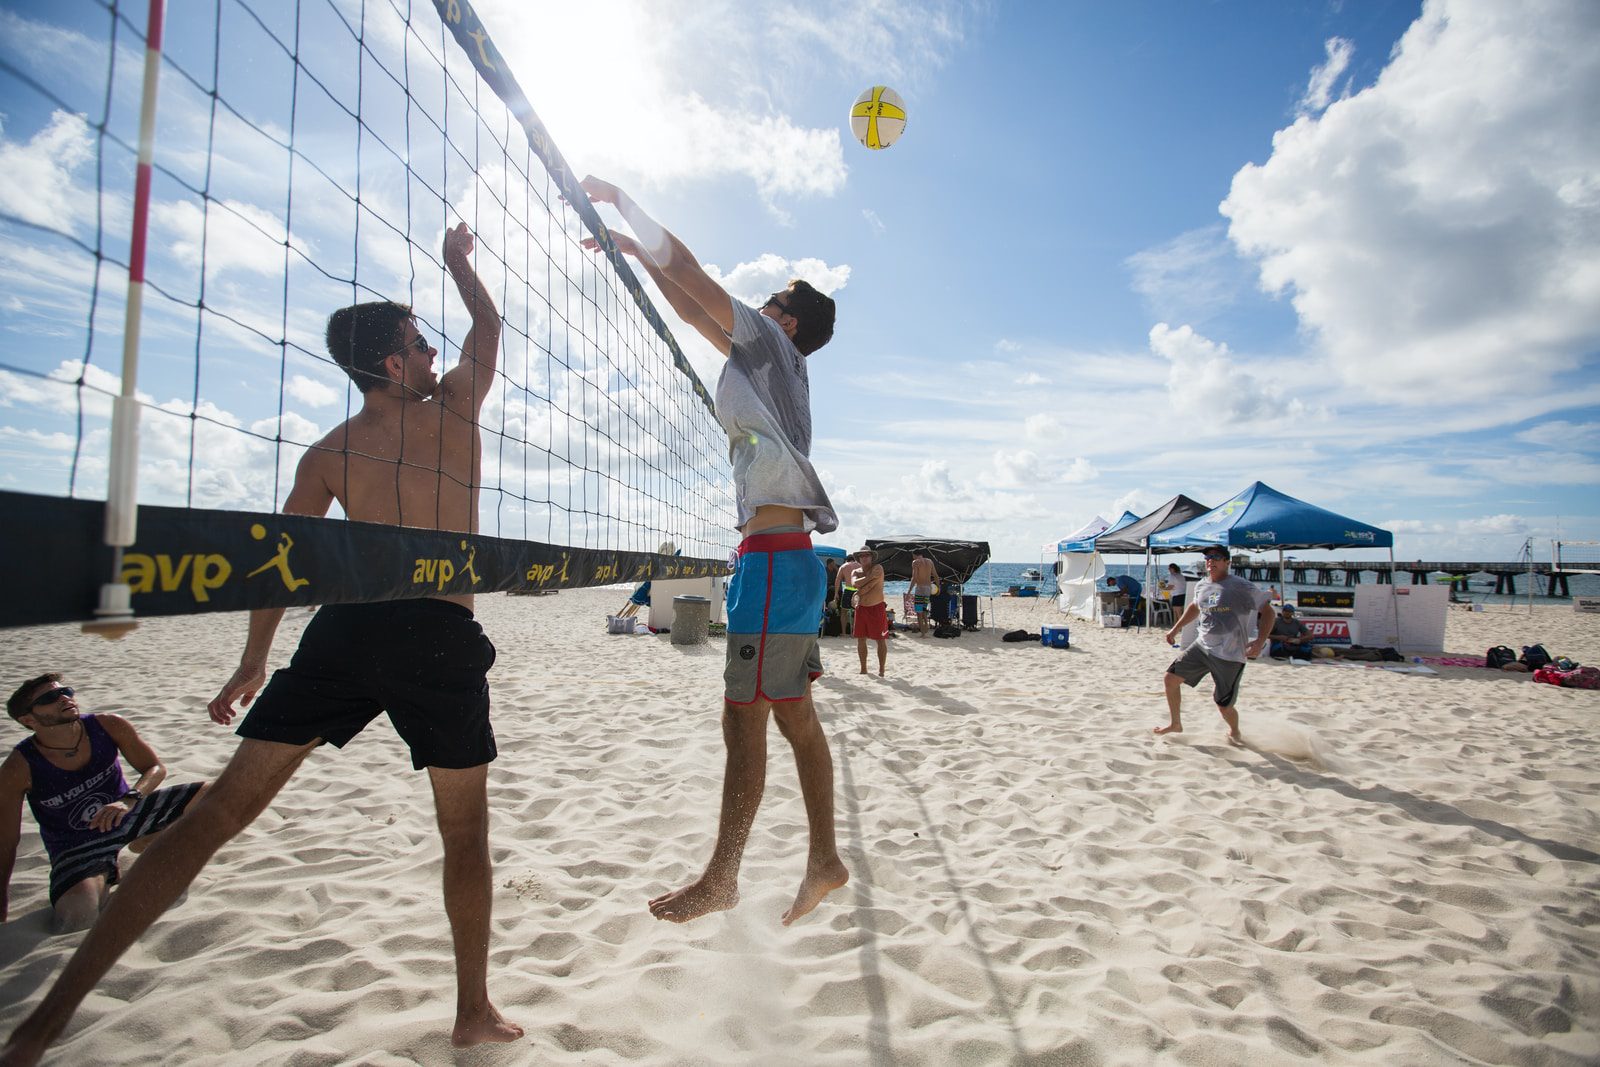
578, 175, 846, 928
1157, 546, 1275, 746
2, 223, 524, 1063
1, 675, 206, 933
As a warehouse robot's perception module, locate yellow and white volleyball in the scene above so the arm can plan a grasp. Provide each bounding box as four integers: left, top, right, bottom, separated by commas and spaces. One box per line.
850, 85, 906, 150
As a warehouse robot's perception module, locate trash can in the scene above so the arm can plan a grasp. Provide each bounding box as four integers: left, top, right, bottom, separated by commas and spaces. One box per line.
671, 595, 711, 645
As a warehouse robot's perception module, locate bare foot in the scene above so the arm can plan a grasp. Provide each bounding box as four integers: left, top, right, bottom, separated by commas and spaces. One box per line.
878, 668, 885, 677
781, 858, 849, 926
1153, 724, 1183, 735
451, 1005, 524, 1047
648, 876, 739, 922
1227, 732, 1245, 748
858, 668, 868, 674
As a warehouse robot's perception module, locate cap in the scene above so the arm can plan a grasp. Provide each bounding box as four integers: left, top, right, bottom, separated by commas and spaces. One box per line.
1201, 546, 1229, 560
1280, 604, 1296, 613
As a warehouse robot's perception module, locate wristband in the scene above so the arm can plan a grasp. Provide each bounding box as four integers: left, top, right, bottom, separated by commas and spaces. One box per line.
120, 789, 142, 805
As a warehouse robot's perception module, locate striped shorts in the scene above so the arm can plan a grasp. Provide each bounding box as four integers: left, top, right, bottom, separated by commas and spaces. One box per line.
47, 782, 203, 904
725, 529, 825, 704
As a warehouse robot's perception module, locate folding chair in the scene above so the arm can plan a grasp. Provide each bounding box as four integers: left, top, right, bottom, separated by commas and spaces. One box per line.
961, 594, 983, 631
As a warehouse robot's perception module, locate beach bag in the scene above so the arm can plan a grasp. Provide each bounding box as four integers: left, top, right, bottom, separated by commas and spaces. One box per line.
1532, 666, 1565, 687
933, 623, 961, 639
1561, 666, 1600, 689
1485, 645, 1517, 670
1520, 644, 1552, 671
822, 609, 842, 637
606, 615, 632, 634
1002, 629, 1035, 643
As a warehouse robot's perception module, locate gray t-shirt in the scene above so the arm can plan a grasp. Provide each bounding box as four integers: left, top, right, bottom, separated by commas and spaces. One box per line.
1193, 573, 1270, 663
715, 301, 837, 533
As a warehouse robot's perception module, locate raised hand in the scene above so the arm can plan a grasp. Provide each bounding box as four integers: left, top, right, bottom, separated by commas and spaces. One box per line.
580, 175, 623, 207
442, 221, 474, 264
581, 232, 643, 259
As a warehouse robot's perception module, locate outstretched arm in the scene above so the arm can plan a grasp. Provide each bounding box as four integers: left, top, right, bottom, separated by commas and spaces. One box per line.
581, 231, 732, 357
439, 222, 502, 418
581, 177, 734, 337
208, 466, 332, 725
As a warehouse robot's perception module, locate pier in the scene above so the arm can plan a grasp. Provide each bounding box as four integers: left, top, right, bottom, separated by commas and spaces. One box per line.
1229, 560, 1576, 597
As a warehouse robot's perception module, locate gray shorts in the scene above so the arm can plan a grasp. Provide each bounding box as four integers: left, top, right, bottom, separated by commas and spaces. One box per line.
1168, 643, 1247, 708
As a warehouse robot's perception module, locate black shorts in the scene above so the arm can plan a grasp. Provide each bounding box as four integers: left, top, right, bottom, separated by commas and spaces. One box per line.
240, 599, 497, 770
1167, 643, 1247, 708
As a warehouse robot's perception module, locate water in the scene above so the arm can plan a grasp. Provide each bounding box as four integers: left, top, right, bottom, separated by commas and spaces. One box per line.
888, 561, 1600, 604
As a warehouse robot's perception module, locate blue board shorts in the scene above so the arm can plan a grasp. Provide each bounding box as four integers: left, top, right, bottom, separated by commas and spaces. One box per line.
725, 529, 825, 705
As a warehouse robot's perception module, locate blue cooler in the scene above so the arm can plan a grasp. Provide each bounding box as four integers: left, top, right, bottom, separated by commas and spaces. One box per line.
1041, 624, 1070, 649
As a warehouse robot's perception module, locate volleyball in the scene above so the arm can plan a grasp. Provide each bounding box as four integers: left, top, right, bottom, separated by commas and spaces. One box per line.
850, 85, 906, 150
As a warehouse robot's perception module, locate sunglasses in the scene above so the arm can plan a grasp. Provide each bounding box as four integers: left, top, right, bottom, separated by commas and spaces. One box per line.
29, 685, 74, 710
387, 334, 430, 359
763, 293, 791, 315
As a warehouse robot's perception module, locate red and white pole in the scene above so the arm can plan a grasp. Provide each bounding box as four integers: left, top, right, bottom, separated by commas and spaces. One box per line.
90, 0, 166, 638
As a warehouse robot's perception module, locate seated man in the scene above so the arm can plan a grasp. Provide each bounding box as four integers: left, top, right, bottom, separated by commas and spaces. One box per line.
1269, 604, 1315, 658
2, 674, 208, 933
1103, 574, 1144, 627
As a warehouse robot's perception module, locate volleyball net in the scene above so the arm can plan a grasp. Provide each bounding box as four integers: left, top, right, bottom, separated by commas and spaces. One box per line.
0, 0, 737, 628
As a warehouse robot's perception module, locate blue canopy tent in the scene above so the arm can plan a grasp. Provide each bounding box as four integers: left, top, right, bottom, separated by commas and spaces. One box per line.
1150, 481, 1396, 632
814, 545, 849, 561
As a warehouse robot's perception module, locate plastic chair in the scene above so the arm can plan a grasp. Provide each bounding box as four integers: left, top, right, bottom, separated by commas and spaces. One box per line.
1149, 600, 1174, 628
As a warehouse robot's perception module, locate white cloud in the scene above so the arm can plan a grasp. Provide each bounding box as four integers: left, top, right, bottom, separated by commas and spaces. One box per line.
1299, 37, 1354, 115
862, 209, 886, 236
1515, 420, 1600, 450
1222, 0, 1600, 401
1015, 372, 1047, 387
1149, 322, 1297, 425
1460, 513, 1530, 536
1125, 225, 1253, 324
285, 374, 342, 408
705, 253, 852, 303
0, 110, 96, 232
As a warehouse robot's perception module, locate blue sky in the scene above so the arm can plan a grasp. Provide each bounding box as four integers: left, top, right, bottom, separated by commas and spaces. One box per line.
2, 0, 1597, 566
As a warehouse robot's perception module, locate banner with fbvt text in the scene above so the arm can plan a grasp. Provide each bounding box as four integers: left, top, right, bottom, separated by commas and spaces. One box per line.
0, 491, 730, 629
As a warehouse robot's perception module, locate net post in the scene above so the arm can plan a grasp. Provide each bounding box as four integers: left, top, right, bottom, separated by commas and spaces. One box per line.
85, 0, 166, 640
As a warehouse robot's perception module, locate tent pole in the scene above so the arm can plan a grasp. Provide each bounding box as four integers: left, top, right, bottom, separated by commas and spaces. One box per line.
1390, 547, 1401, 645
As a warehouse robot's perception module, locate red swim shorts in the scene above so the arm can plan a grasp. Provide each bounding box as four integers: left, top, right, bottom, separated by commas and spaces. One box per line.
853, 602, 889, 640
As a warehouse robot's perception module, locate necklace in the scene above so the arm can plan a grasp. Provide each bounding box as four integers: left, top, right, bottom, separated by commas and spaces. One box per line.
34, 719, 84, 758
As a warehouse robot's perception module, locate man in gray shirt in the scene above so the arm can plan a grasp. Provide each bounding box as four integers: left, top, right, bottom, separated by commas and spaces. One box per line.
580, 176, 846, 928
1157, 545, 1275, 745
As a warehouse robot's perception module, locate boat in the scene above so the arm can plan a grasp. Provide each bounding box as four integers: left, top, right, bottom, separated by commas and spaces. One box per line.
1020, 568, 1041, 580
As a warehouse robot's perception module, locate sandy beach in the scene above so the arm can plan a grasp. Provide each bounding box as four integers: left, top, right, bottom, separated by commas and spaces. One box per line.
2, 590, 1597, 1065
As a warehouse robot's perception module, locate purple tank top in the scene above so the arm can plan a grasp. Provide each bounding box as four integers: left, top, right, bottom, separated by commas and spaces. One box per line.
15, 715, 130, 861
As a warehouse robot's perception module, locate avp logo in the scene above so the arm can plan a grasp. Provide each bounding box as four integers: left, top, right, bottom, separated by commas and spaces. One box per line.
1244, 530, 1277, 543
1343, 530, 1376, 542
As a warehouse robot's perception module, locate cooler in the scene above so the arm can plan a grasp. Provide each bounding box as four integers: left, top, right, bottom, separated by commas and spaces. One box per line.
1041, 624, 1070, 649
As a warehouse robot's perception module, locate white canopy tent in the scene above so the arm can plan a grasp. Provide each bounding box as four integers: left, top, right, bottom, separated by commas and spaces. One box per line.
1047, 515, 1117, 620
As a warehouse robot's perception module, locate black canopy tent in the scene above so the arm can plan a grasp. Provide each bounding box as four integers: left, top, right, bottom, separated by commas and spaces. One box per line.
1092, 495, 1211, 555
1089, 494, 1212, 629
864, 537, 991, 584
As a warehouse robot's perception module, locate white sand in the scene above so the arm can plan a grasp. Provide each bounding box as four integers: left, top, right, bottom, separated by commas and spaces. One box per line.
2, 591, 1598, 1065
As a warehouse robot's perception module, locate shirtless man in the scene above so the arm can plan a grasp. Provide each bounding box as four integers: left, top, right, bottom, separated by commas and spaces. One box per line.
835, 555, 863, 636
2, 675, 207, 933
908, 550, 939, 636
580, 175, 847, 927
850, 549, 889, 675
2, 224, 522, 1066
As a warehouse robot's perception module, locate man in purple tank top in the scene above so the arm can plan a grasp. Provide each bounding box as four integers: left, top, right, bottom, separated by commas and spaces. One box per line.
1, 674, 207, 933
